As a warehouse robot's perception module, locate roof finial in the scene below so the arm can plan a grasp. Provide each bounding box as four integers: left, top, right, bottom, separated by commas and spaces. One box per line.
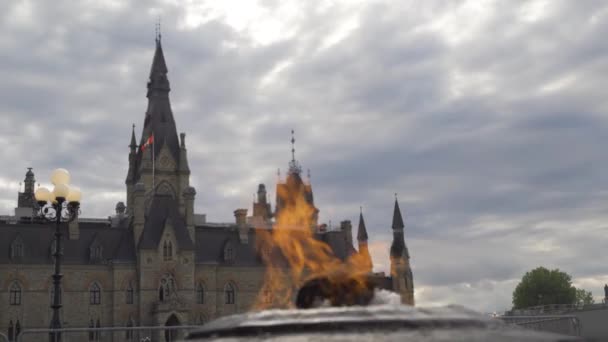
360, 206, 363, 214
395, 192, 398, 200
155, 16, 162, 44
291, 129, 296, 162
307, 169, 311, 182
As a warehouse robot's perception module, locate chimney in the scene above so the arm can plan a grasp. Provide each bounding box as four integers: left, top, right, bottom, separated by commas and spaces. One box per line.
340, 220, 353, 246
68, 219, 79, 240
234, 208, 249, 244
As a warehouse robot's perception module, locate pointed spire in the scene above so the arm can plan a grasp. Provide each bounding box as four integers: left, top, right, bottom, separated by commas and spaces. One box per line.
392, 194, 404, 230
130, 124, 137, 150
357, 207, 368, 242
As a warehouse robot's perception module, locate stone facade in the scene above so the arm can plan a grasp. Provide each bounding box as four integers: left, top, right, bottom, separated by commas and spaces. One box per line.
0, 37, 414, 341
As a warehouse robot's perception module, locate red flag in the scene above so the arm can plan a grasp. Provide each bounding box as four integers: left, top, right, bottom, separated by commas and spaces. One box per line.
141, 134, 154, 152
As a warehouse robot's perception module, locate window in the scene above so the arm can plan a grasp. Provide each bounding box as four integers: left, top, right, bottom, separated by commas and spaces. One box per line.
159, 274, 175, 302
196, 283, 204, 304
224, 242, 235, 262
9, 283, 21, 305
224, 283, 235, 304
89, 245, 103, 263
89, 283, 101, 305
88, 320, 94, 341
7, 320, 13, 342
95, 319, 101, 341
163, 241, 173, 261
14, 321, 20, 341
7, 320, 20, 342
125, 319, 133, 340
126, 282, 134, 304
10, 236, 24, 259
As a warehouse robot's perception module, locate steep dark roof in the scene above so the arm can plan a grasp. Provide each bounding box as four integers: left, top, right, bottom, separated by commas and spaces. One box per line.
135, 39, 180, 181
0, 222, 135, 264
391, 199, 404, 230
315, 230, 357, 261
138, 194, 194, 250
357, 212, 368, 242
194, 226, 264, 266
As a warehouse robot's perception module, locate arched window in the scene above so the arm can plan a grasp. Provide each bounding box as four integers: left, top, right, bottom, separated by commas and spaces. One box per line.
158, 274, 175, 302
9, 282, 21, 305
89, 283, 101, 305
88, 319, 94, 341
163, 241, 173, 261
10, 236, 24, 259
126, 282, 134, 304
125, 319, 134, 340
223, 242, 235, 263
95, 319, 101, 340
15, 321, 20, 341
89, 245, 103, 263
196, 283, 204, 304
224, 283, 236, 304
7, 320, 13, 342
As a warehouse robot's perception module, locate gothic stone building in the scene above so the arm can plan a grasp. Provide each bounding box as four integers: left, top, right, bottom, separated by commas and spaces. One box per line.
0, 37, 414, 341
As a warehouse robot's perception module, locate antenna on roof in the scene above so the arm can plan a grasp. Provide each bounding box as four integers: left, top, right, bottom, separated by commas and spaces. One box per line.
291, 129, 296, 162
155, 16, 162, 43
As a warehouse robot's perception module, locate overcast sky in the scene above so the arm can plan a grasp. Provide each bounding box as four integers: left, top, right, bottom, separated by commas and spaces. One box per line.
1, 0, 607, 313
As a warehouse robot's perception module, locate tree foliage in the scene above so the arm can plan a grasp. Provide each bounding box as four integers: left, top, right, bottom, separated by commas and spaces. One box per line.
575, 288, 594, 305
512, 267, 576, 309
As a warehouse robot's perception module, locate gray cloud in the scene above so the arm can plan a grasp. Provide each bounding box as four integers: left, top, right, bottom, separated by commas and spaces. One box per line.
1, 0, 607, 312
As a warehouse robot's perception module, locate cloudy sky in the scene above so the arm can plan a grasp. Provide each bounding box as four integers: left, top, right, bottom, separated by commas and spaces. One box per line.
1, 0, 608, 313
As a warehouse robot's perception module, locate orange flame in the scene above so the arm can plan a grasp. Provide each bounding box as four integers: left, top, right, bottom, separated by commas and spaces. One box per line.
253, 175, 373, 309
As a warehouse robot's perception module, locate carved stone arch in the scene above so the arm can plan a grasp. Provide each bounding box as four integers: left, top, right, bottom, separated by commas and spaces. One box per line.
156, 180, 177, 197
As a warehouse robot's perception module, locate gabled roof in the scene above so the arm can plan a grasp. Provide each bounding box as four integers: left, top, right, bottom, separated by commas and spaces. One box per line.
138, 194, 194, 250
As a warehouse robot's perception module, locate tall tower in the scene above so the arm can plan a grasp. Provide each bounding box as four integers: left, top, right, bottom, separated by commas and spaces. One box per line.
357, 209, 372, 273
389, 197, 415, 305
125, 34, 193, 221
274, 131, 319, 230
17, 168, 36, 208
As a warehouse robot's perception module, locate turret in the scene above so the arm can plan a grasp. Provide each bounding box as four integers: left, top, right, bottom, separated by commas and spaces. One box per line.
389, 196, 414, 305
126, 125, 138, 213
357, 210, 372, 273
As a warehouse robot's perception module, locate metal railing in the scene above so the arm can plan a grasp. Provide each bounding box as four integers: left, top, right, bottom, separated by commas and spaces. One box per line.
505, 302, 608, 316
499, 315, 581, 336
17, 325, 200, 342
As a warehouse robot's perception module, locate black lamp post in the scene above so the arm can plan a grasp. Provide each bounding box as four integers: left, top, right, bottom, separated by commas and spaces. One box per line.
34, 169, 81, 342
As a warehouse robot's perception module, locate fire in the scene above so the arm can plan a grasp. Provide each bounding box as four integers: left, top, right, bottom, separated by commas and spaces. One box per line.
253, 176, 372, 309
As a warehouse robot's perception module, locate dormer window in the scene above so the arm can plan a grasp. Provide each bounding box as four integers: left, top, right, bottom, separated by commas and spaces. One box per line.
90, 245, 103, 263
10, 236, 24, 260
223, 242, 235, 263
163, 241, 173, 261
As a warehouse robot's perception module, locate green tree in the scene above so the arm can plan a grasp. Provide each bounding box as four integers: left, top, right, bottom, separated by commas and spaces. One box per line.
575, 288, 594, 305
512, 267, 576, 309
